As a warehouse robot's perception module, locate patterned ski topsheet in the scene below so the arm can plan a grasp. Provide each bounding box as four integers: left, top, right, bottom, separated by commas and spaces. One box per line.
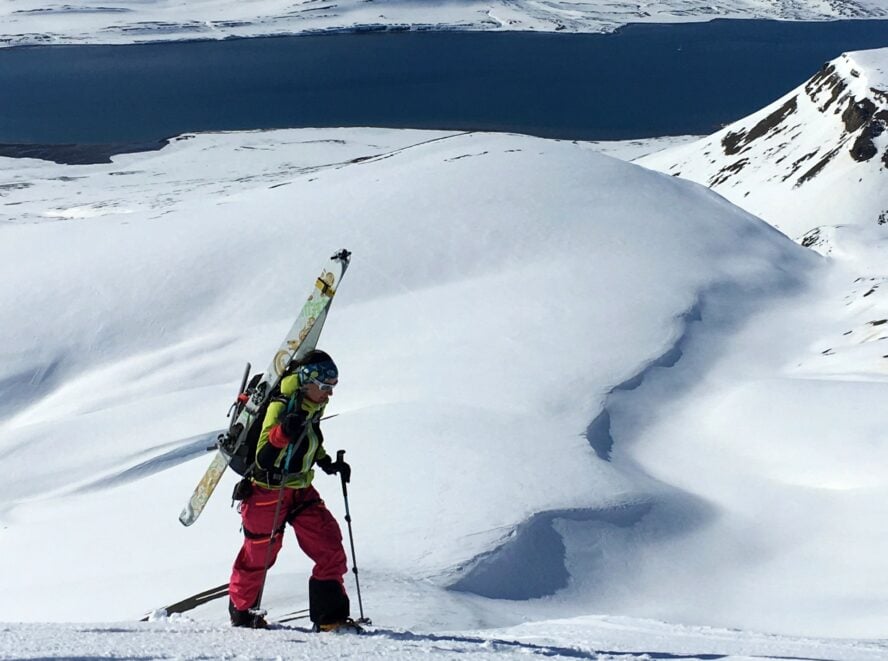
178, 250, 351, 526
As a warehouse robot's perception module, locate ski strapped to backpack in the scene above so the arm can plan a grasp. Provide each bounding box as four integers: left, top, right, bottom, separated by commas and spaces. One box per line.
178, 249, 351, 527
222, 368, 272, 479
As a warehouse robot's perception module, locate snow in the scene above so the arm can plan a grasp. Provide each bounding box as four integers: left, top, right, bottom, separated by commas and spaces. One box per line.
1, 125, 887, 657
1, 0, 888, 47
2, 616, 887, 660
2, 51, 888, 660
629, 48, 888, 639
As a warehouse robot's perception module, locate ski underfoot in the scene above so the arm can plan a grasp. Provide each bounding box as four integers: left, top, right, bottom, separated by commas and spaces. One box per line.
271, 617, 369, 634
143, 582, 369, 633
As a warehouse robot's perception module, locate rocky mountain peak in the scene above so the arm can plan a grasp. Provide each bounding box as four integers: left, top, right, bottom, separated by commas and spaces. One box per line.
638, 48, 888, 240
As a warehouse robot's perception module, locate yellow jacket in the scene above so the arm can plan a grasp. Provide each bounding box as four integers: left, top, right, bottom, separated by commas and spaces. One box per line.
252, 374, 329, 489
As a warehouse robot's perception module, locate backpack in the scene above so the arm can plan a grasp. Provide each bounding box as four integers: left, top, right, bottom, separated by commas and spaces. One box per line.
219, 371, 289, 477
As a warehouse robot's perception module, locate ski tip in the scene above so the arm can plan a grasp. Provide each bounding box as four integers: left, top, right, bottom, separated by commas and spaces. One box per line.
178, 508, 195, 527
331, 249, 352, 263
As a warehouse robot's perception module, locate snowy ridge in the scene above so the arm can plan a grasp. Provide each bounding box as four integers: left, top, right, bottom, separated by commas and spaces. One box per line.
1, 0, 888, 46
638, 48, 888, 241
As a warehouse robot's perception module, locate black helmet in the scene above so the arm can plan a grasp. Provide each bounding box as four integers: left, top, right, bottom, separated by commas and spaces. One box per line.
295, 350, 338, 384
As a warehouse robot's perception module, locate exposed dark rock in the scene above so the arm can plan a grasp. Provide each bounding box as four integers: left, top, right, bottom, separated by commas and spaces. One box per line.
805, 63, 835, 94
722, 130, 745, 156
805, 63, 847, 112
879, 211, 887, 226
869, 319, 888, 326
848, 107, 888, 163
721, 97, 797, 156
850, 131, 879, 162
782, 149, 819, 181
842, 98, 877, 133
710, 158, 749, 186
800, 228, 821, 248
796, 147, 840, 186
821, 79, 847, 112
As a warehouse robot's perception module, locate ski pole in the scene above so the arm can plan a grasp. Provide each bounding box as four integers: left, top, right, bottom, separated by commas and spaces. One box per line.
252, 440, 297, 616
337, 449, 368, 623
253, 394, 319, 615
252, 469, 287, 616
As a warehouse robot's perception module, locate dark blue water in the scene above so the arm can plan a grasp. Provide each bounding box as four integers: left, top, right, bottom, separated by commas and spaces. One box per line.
1, 20, 887, 147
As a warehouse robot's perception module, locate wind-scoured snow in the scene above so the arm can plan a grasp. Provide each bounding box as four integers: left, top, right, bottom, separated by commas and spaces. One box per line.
1, 0, 888, 46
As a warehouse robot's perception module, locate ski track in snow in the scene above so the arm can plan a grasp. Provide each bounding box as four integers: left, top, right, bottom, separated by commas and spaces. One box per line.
2, 618, 884, 660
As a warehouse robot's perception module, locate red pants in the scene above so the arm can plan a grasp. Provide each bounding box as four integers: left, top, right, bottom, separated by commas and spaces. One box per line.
228, 484, 347, 611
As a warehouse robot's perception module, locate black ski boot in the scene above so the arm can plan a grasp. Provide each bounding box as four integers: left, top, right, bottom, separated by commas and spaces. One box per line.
308, 577, 351, 632
229, 599, 268, 629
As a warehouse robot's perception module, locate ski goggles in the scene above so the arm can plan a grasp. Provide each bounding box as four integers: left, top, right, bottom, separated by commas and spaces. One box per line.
308, 377, 336, 392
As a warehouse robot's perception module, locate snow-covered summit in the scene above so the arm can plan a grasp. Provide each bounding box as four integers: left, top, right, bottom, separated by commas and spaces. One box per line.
638, 47, 888, 241
1, 0, 887, 47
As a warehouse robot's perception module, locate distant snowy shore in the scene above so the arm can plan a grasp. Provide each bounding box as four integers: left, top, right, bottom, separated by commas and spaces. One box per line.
1, 0, 887, 47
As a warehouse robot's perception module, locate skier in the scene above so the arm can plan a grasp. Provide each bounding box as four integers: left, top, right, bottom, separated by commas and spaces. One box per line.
227, 349, 353, 630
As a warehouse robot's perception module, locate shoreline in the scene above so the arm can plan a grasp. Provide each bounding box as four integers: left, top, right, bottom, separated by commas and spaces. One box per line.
0, 140, 170, 165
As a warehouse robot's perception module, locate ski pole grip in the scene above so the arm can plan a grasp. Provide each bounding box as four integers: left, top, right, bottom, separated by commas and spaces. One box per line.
336, 450, 348, 497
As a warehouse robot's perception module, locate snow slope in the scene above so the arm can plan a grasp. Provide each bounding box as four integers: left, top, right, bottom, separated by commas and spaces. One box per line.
1, 0, 887, 47
637, 48, 888, 417
638, 48, 888, 241
1, 127, 888, 657
3, 615, 888, 660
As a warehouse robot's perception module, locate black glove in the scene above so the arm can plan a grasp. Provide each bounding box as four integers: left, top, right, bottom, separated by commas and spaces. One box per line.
317, 455, 351, 483
280, 410, 308, 442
